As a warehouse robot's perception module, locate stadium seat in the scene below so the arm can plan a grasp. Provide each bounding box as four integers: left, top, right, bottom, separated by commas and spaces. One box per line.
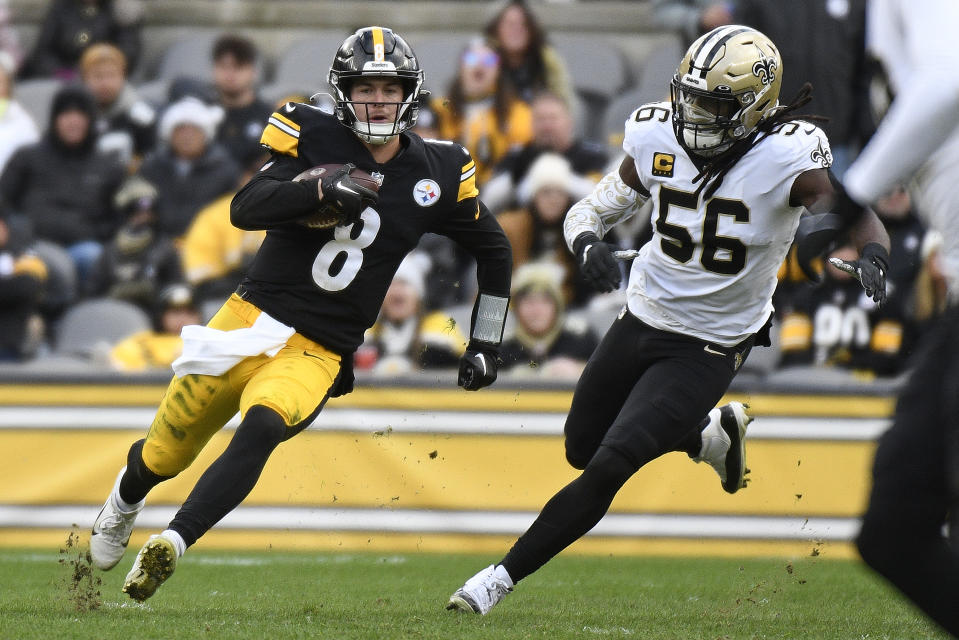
408, 34, 469, 97
154, 33, 220, 82
12, 77, 62, 131
54, 298, 151, 358
550, 34, 630, 103
32, 240, 78, 316
601, 35, 682, 148
272, 31, 360, 98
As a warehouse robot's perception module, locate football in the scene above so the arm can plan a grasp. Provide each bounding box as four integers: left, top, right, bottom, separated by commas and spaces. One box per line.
291, 164, 382, 229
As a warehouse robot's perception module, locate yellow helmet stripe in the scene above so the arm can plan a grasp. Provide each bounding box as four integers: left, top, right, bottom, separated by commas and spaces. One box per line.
372, 27, 385, 62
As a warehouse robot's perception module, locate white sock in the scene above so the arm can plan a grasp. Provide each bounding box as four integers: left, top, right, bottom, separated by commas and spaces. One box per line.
160, 529, 187, 558
494, 564, 514, 588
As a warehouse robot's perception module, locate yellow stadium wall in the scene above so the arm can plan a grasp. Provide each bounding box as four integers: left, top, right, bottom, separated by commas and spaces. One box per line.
0, 383, 893, 559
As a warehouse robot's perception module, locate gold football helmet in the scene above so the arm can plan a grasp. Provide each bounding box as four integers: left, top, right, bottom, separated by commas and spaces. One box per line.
670, 25, 783, 157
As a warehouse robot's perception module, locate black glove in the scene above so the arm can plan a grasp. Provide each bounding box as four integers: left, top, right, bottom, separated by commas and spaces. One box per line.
330, 358, 355, 398
457, 342, 498, 391
829, 242, 890, 307
319, 163, 378, 226
573, 232, 621, 292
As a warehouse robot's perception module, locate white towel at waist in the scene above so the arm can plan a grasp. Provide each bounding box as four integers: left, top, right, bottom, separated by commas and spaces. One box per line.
172, 311, 296, 377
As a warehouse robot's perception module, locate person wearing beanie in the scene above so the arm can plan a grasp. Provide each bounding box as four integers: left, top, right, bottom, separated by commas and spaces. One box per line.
137, 97, 240, 238
0, 83, 126, 290
87, 175, 183, 311
357, 251, 468, 375
496, 152, 594, 307
80, 42, 155, 169
109, 282, 201, 372
498, 260, 598, 378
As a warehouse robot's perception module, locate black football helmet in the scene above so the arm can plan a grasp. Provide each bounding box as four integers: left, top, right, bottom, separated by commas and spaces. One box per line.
328, 26, 425, 144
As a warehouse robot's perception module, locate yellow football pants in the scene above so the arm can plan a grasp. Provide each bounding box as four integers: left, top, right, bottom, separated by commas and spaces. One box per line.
141, 294, 342, 477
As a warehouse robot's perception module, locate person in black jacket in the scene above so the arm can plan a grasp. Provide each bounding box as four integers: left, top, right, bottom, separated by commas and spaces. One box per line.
89, 27, 512, 604
80, 42, 155, 169
735, 0, 868, 177
19, 0, 142, 81
0, 83, 126, 287
0, 210, 46, 361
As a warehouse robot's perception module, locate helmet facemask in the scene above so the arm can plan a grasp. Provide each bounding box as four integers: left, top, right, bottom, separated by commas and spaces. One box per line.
329, 74, 422, 145
328, 27, 425, 145
670, 26, 783, 158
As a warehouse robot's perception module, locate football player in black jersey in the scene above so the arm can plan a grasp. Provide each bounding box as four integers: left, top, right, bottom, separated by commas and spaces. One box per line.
89, 26, 512, 602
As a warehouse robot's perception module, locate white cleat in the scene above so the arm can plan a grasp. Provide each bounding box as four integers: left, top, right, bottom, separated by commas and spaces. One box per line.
694, 402, 753, 494
446, 565, 513, 615
90, 467, 144, 570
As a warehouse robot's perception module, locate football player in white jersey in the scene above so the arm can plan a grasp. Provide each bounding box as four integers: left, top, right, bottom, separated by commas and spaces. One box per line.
447, 25, 890, 616
841, 1, 959, 636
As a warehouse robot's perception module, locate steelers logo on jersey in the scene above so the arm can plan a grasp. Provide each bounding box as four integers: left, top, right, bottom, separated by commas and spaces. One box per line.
413, 179, 441, 206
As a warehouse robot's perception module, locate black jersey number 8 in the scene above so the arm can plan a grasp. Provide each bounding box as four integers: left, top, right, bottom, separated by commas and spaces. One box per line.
311, 207, 380, 291
655, 186, 749, 275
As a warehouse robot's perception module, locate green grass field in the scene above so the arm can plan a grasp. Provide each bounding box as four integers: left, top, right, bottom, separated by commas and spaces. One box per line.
0, 544, 948, 640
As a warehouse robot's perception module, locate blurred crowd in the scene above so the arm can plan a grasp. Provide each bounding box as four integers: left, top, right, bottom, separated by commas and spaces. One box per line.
0, 0, 949, 384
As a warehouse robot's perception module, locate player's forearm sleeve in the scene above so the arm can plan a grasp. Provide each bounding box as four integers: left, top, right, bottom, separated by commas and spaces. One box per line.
230, 166, 321, 230
563, 169, 649, 252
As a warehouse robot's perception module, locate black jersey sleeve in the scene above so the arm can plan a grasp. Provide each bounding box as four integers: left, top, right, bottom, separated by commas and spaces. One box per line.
436, 196, 512, 297
230, 154, 321, 230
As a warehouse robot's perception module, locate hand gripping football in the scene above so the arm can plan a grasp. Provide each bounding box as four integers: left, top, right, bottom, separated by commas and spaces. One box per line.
292, 164, 382, 228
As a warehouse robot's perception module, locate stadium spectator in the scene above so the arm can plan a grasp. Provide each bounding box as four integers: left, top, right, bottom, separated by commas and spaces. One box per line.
19, 0, 144, 81
483, 91, 608, 213
0, 0, 22, 69
735, 0, 868, 178
87, 176, 182, 312
483, 0, 575, 108
832, 1, 959, 634
776, 242, 916, 377
80, 42, 155, 170
137, 97, 239, 238
109, 283, 201, 372
211, 34, 273, 168
0, 210, 47, 362
0, 51, 40, 174
651, 0, 734, 48
180, 162, 266, 318
499, 260, 598, 380
449, 24, 890, 616
431, 39, 533, 187
0, 84, 126, 287
354, 252, 467, 375
496, 153, 596, 308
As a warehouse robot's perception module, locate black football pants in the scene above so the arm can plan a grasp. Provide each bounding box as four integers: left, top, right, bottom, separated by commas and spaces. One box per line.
502, 310, 753, 582
856, 305, 959, 637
